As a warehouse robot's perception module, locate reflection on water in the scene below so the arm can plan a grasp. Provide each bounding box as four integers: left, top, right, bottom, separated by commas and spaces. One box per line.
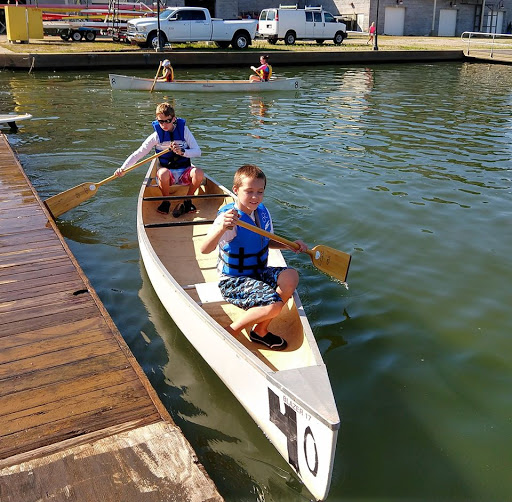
2, 61, 512, 501
137, 263, 309, 501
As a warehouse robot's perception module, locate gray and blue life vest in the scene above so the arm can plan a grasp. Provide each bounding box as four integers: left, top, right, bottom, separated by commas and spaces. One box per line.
218, 202, 271, 278
152, 118, 191, 169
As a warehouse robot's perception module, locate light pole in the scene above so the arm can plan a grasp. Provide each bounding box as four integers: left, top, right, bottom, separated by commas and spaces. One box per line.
373, 0, 380, 50
156, 0, 163, 52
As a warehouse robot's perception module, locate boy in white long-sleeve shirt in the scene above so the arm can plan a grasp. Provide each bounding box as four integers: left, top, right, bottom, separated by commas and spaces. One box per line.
115, 102, 203, 216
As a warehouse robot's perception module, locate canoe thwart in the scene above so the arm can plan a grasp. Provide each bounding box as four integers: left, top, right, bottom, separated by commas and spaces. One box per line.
143, 194, 230, 201
144, 219, 215, 228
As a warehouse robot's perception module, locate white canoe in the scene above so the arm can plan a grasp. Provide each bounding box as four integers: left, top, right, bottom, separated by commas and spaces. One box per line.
109, 73, 301, 92
0, 113, 32, 130
137, 161, 339, 501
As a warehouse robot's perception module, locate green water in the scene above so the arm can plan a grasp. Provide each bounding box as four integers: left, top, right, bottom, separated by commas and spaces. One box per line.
1, 61, 511, 501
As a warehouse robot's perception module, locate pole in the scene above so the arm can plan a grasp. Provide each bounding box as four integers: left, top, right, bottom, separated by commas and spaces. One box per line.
156, 0, 162, 52
479, 0, 486, 31
431, 0, 437, 35
373, 0, 380, 50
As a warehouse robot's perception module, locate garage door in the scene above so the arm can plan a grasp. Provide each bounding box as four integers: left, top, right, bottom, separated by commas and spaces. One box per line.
438, 9, 457, 37
384, 7, 405, 36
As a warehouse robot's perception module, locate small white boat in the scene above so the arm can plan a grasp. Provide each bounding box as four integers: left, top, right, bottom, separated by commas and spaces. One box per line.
109, 73, 301, 92
137, 160, 339, 501
0, 113, 32, 131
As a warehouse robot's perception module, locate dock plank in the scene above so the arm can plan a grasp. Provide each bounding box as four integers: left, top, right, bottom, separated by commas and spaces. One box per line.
0, 422, 221, 502
0, 133, 223, 500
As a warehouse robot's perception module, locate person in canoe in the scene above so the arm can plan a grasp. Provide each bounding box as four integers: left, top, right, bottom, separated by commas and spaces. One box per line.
115, 102, 203, 217
249, 55, 272, 82
200, 164, 307, 350
158, 59, 174, 82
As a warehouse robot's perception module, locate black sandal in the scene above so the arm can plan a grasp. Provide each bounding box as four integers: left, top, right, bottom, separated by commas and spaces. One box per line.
172, 202, 185, 218
249, 331, 287, 351
172, 199, 196, 218
157, 200, 170, 214
183, 199, 196, 213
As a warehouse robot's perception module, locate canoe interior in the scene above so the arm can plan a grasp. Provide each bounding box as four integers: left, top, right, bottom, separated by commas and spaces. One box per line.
141, 162, 317, 372
117, 77, 284, 84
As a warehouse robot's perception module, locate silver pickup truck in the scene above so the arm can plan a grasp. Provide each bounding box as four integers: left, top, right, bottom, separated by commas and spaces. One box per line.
127, 6, 257, 49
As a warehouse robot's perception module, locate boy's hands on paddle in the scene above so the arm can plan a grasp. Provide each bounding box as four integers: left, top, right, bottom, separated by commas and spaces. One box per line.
170, 141, 184, 155
291, 240, 308, 254
274, 239, 308, 254
114, 167, 126, 177
221, 208, 239, 229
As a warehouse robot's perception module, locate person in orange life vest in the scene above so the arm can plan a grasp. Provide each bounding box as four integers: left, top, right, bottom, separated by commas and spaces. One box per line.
200, 164, 307, 350
158, 59, 174, 82
250, 55, 272, 82
114, 102, 203, 217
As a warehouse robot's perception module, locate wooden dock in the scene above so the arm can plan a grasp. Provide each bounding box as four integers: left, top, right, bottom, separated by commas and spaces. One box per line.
0, 132, 223, 501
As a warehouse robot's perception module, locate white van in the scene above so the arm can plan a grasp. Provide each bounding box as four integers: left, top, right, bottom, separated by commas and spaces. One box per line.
258, 5, 347, 45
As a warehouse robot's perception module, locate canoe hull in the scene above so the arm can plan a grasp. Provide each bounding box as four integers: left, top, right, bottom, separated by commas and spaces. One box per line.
0, 113, 32, 130
137, 165, 338, 500
110, 73, 301, 92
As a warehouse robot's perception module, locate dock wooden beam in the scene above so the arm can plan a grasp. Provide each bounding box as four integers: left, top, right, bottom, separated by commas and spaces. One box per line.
0, 133, 223, 501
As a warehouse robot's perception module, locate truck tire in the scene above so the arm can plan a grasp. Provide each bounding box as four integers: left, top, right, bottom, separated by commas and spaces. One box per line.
85, 30, 96, 42
215, 41, 230, 49
333, 31, 345, 45
71, 30, 83, 42
231, 30, 250, 49
60, 31, 70, 41
284, 31, 296, 45
148, 31, 167, 50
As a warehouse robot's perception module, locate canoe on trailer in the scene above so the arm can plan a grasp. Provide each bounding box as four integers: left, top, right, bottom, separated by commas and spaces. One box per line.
137, 160, 339, 501
109, 73, 301, 92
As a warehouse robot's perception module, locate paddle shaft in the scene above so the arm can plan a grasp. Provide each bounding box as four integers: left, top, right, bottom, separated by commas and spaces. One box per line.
95, 147, 171, 187
44, 148, 172, 218
235, 218, 351, 283
150, 62, 162, 93
236, 219, 310, 256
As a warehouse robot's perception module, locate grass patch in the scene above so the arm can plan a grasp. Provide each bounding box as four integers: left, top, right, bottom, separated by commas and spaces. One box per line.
0, 36, 473, 54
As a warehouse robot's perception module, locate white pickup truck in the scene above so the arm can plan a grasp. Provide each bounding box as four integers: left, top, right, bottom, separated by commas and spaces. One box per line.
127, 6, 257, 49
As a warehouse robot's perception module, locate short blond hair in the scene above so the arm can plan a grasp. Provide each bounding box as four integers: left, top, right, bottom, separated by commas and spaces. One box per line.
156, 102, 175, 117
233, 164, 266, 189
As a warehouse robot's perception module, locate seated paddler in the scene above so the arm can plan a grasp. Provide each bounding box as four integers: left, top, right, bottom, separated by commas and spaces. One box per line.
115, 102, 203, 217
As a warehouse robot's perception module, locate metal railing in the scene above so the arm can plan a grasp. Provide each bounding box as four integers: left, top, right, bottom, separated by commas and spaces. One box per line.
461, 31, 512, 57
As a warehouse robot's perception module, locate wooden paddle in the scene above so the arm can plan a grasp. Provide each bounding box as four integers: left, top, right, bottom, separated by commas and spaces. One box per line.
250, 66, 261, 79
44, 148, 171, 219
150, 61, 162, 93
236, 219, 351, 283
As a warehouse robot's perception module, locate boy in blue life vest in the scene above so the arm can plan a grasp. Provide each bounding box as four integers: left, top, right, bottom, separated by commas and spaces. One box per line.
200, 164, 307, 350
115, 102, 203, 217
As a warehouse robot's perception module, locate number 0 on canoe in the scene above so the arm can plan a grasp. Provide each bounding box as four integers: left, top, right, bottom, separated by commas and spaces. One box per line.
44, 148, 171, 219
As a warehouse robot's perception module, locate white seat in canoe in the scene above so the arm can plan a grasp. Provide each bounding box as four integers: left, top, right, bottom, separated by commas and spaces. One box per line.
184, 282, 224, 305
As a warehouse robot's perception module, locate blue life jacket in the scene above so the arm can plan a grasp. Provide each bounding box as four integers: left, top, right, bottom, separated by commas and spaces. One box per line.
152, 118, 191, 169
218, 202, 271, 278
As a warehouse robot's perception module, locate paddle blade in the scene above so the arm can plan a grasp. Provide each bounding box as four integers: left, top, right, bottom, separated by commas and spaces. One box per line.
44, 182, 98, 218
308, 245, 351, 283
